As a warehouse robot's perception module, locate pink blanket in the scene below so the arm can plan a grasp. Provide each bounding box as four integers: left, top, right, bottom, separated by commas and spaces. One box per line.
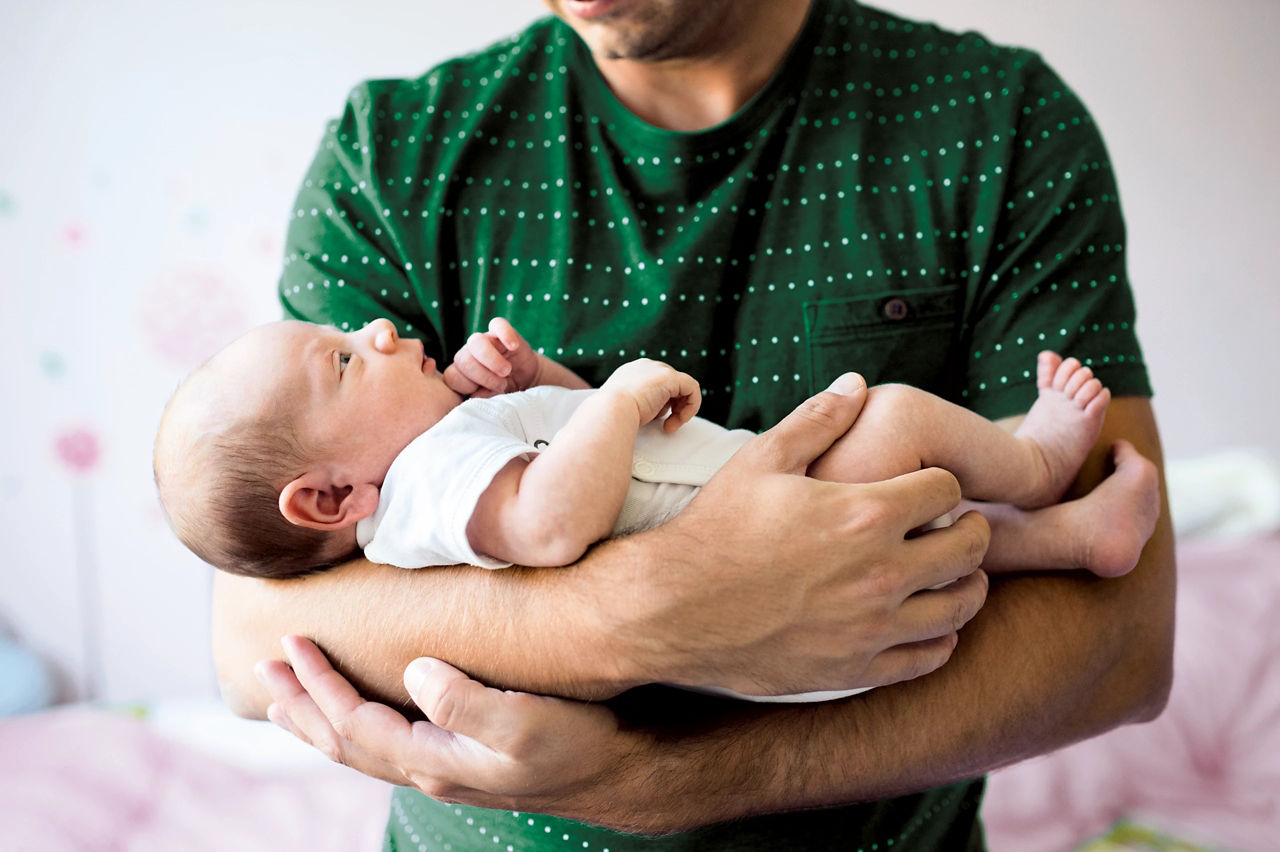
0, 706, 390, 851
983, 536, 1280, 851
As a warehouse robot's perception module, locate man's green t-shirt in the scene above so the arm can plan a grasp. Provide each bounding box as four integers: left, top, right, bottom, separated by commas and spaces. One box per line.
279, 1, 1150, 848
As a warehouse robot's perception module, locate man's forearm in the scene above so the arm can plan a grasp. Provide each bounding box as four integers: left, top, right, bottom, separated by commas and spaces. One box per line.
212, 548, 655, 717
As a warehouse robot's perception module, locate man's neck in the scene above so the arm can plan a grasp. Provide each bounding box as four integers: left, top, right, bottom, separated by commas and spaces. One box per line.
593, 0, 812, 132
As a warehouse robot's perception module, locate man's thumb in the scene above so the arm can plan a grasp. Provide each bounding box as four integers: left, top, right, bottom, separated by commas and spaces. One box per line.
751, 372, 867, 474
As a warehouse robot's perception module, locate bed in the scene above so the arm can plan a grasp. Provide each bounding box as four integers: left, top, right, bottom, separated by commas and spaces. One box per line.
0, 700, 390, 851
983, 448, 1280, 851
983, 533, 1280, 851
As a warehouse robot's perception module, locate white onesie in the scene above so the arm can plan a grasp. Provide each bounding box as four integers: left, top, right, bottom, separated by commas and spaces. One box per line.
356, 385, 754, 570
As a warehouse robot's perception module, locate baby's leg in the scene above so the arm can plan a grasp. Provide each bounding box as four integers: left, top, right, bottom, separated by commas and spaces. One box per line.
973, 440, 1160, 577
808, 352, 1109, 509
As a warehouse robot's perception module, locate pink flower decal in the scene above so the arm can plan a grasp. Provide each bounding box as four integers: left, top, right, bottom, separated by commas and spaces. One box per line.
62, 221, 88, 247
55, 428, 102, 474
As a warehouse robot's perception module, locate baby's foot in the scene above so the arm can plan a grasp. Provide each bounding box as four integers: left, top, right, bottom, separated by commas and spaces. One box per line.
1066, 440, 1161, 577
1012, 352, 1111, 507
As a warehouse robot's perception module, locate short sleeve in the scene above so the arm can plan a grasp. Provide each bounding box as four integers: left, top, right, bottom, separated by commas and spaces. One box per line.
962, 54, 1151, 420
278, 83, 446, 358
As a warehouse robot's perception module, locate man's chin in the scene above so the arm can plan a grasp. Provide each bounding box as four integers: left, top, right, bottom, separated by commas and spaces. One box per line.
592, 31, 683, 63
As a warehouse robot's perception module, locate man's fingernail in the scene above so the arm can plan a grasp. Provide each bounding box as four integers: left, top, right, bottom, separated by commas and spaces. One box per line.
266, 703, 292, 733
404, 657, 434, 695
826, 373, 865, 394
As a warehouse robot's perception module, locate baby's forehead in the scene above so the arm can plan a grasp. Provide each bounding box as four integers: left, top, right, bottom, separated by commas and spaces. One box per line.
212, 321, 319, 369
234, 319, 324, 351
202, 320, 323, 403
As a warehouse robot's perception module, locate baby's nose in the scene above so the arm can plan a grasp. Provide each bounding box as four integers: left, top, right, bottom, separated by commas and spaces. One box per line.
368, 318, 398, 352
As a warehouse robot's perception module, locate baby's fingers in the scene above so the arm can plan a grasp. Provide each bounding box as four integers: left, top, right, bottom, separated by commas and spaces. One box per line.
487, 317, 527, 353
464, 332, 514, 378
442, 363, 482, 396
448, 355, 505, 395
663, 383, 703, 433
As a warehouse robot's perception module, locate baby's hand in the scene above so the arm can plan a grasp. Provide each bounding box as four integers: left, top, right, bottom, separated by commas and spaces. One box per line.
601, 359, 702, 433
445, 318, 542, 397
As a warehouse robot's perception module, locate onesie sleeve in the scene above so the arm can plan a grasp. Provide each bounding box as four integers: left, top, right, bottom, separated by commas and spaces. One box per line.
357, 400, 538, 570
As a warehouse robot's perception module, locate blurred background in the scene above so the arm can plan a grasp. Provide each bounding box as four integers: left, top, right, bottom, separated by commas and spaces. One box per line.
1, 1, 1277, 849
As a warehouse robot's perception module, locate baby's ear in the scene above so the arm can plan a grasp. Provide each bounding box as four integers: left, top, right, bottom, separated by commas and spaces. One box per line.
279, 472, 379, 531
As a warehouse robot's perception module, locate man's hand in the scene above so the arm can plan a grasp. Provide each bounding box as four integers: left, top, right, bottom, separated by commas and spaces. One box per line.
444, 317, 542, 397
621, 371, 992, 696
257, 636, 653, 826
600, 358, 702, 433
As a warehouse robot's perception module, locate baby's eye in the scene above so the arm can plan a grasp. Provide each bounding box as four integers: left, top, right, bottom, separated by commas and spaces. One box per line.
338, 353, 352, 373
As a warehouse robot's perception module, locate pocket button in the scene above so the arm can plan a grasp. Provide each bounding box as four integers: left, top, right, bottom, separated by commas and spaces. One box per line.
882, 297, 910, 321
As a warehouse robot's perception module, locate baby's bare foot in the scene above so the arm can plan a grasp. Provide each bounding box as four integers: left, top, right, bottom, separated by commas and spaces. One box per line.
1012, 352, 1111, 507
1068, 440, 1161, 577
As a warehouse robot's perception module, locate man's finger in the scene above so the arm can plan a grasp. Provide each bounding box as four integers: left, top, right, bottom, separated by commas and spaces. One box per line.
405, 657, 520, 743
265, 701, 295, 734
751, 373, 867, 474
255, 657, 311, 727
888, 568, 989, 644
281, 634, 368, 720
405, 656, 568, 761
276, 636, 427, 779
255, 654, 352, 762
897, 511, 992, 590
856, 632, 962, 689
860, 466, 967, 535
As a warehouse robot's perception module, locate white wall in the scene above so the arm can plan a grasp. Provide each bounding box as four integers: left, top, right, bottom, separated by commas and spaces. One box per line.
1, 0, 1275, 702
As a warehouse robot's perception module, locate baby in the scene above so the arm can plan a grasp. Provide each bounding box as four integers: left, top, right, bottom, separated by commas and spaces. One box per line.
156, 317, 1155, 591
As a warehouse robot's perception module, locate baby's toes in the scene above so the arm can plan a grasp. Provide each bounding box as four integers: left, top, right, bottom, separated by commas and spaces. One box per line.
1037, 351, 1063, 389
1083, 385, 1110, 417
1052, 356, 1083, 391
1075, 378, 1105, 409
1063, 364, 1095, 397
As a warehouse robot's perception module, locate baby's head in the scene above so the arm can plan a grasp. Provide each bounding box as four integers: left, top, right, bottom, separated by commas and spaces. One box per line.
154, 318, 461, 578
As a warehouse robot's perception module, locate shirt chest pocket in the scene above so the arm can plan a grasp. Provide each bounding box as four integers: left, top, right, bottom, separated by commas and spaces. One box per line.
803, 286, 962, 395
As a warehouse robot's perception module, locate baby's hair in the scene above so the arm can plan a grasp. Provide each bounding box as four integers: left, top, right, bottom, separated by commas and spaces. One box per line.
154, 377, 356, 580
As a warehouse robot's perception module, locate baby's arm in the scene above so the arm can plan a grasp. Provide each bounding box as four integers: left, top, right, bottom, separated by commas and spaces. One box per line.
466, 359, 702, 568
445, 317, 588, 397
